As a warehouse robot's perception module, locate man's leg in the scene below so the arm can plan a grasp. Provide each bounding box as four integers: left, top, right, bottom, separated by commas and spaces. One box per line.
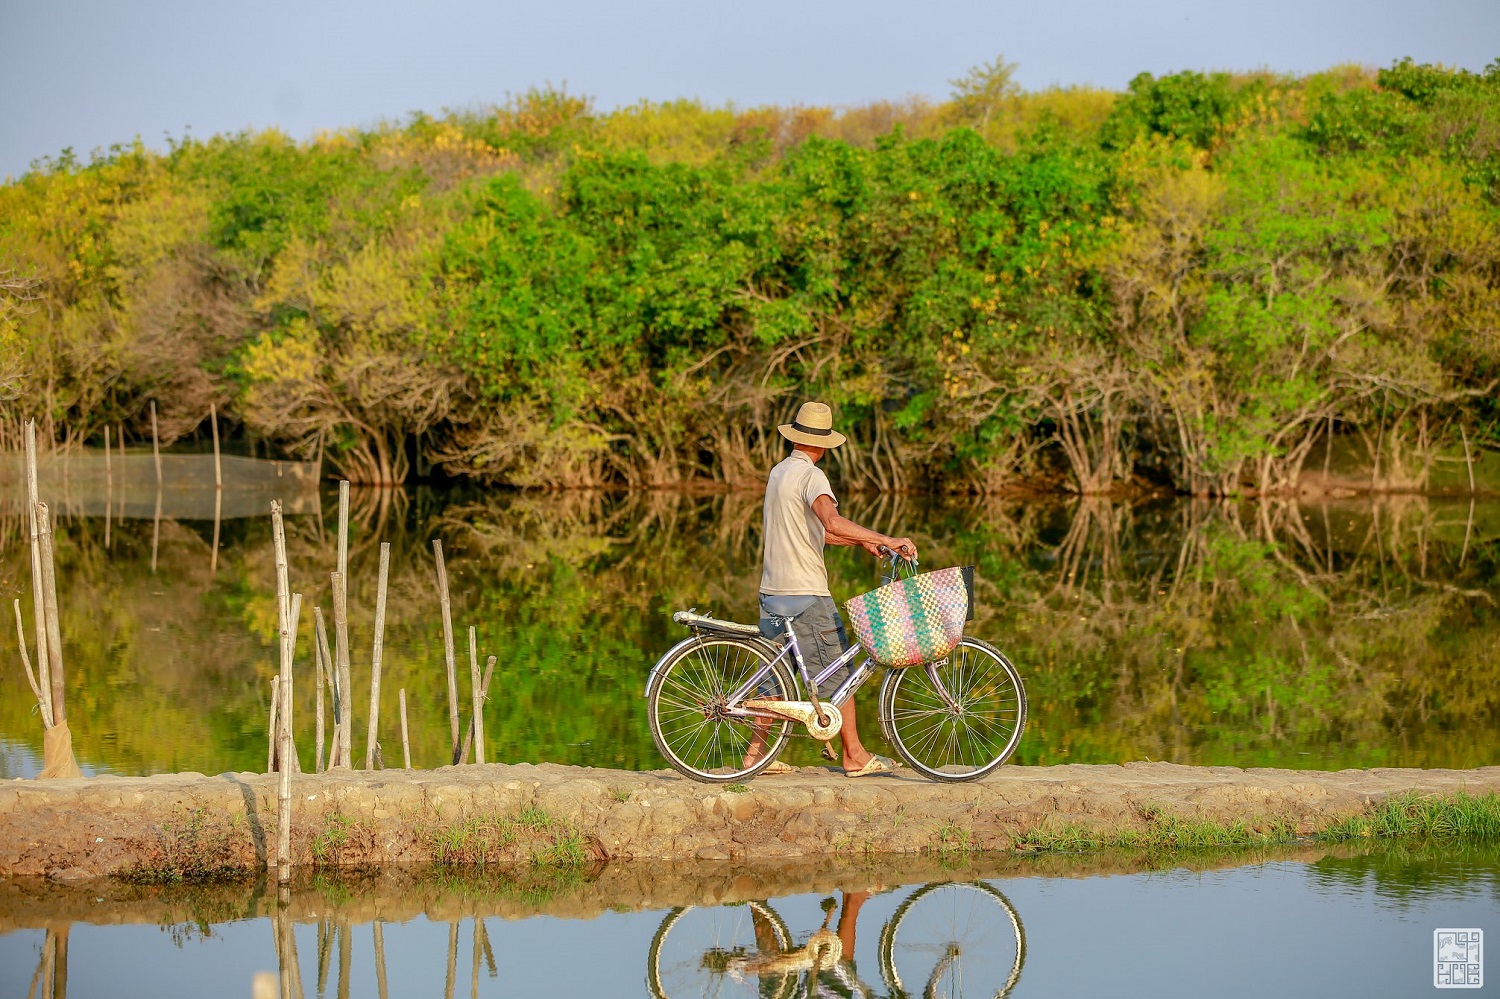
800, 598, 875, 773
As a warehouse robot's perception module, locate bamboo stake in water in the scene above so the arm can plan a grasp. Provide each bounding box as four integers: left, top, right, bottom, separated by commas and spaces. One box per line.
315, 607, 338, 768
399, 689, 411, 769
268, 676, 280, 774
103, 424, 112, 551
24, 421, 52, 727
458, 656, 496, 769
468, 628, 482, 765
150, 400, 161, 489
432, 539, 461, 764
365, 542, 390, 770
35, 502, 65, 724
314, 613, 326, 773
212, 488, 221, 575
331, 570, 352, 769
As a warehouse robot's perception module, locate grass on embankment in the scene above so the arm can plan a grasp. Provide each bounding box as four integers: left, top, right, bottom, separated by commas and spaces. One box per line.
1014, 791, 1500, 855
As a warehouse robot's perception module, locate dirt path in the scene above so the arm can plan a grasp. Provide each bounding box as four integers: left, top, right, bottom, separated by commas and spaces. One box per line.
4, 761, 1498, 880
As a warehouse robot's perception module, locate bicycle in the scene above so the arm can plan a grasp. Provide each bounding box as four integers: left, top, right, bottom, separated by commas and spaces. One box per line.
646, 880, 1027, 999
644, 551, 1027, 783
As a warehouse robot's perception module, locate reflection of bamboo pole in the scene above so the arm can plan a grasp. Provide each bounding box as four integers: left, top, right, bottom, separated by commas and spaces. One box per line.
471, 916, 481, 999
479, 918, 496, 977
366, 542, 390, 769
1460, 424, 1477, 495
210, 403, 222, 490
332, 571, 351, 769
12, 599, 48, 726
116, 424, 125, 524
316, 917, 332, 996
24, 421, 52, 728
211, 488, 221, 575
433, 540, 460, 764
399, 689, 411, 769
444, 921, 458, 999
103, 425, 111, 551
36, 502, 66, 724
150, 400, 161, 488
374, 921, 390, 999
151, 483, 161, 573
337, 919, 351, 999
337, 480, 349, 582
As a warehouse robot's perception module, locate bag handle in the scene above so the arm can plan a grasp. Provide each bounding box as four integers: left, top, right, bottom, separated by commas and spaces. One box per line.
877, 546, 920, 584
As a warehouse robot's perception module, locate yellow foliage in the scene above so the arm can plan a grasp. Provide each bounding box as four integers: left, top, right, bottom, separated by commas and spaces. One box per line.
240, 317, 322, 384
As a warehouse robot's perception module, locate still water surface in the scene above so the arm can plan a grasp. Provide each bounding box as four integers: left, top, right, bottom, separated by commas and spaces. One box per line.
1, 845, 1496, 997
1, 486, 1498, 776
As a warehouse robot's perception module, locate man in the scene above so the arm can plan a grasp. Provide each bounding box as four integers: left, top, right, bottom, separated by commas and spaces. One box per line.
752, 400, 918, 777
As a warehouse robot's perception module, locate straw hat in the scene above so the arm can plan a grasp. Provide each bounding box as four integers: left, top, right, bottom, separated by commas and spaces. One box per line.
778, 401, 847, 448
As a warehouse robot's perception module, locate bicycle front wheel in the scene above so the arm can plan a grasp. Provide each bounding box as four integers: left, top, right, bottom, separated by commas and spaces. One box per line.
877, 881, 1026, 999
879, 637, 1027, 783
647, 637, 796, 783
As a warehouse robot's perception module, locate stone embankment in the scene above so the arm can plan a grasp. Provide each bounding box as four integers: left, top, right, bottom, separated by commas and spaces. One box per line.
3, 761, 1499, 881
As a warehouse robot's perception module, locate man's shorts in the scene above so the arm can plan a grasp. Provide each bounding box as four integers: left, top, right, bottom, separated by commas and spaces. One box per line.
759, 594, 852, 698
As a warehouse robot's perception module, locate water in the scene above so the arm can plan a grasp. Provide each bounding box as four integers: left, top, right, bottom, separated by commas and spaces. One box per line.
2, 845, 1497, 997
1, 487, 1498, 777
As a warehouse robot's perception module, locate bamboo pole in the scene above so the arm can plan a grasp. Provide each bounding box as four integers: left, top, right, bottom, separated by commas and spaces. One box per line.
212, 488, 221, 574
24, 421, 52, 727
332, 571, 352, 768
314, 613, 326, 774
12, 599, 48, 726
467, 628, 481, 765
35, 502, 65, 724
458, 656, 496, 769
399, 689, 411, 769
433, 540, 461, 764
210, 403, 222, 489
365, 542, 390, 769
271, 499, 293, 879
150, 400, 161, 489
151, 481, 161, 573
268, 676, 280, 774
315, 607, 337, 768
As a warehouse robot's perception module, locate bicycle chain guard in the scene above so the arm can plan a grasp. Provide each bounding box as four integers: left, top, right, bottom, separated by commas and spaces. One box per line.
743, 699, 844, 741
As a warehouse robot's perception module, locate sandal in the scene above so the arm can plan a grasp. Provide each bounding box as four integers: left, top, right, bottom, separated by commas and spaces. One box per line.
845, 755, 900, 778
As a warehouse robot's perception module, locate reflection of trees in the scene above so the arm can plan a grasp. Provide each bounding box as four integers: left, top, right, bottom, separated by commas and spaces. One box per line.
1, 489, 1497, 776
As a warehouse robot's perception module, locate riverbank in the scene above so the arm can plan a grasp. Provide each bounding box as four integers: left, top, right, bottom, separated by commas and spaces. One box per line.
5, 761, 1500, 880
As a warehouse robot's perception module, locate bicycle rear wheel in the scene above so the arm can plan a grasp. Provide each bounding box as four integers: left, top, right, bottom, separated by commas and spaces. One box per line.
877, 880, 1026, 999
879, 637, 1026, 783
647, 637, 796, 783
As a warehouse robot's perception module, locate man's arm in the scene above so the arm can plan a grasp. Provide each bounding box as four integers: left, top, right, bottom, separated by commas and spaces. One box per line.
812, 495, 918, 560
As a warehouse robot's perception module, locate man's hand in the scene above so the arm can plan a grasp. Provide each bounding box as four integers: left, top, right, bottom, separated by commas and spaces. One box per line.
886, 537, 918, 559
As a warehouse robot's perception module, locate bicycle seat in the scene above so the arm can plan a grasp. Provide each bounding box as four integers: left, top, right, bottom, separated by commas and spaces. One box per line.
673, 609, 762, 638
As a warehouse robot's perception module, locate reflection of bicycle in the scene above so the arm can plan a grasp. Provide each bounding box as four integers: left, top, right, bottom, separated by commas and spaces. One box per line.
644, 554, 1027, 783
646, 881, 1026, 999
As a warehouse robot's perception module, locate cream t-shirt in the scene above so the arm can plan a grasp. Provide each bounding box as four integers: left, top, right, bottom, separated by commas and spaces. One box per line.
760, 450, 836, 596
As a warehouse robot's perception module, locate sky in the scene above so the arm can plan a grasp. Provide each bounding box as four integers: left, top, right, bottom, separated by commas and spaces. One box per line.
1, 0, 1497, 180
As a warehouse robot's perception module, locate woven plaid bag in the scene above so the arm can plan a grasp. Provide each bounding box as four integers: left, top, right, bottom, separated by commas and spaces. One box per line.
844, 565, 972, 668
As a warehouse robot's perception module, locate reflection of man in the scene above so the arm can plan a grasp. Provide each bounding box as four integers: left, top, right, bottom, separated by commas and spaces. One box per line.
751, 401, 917, 777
